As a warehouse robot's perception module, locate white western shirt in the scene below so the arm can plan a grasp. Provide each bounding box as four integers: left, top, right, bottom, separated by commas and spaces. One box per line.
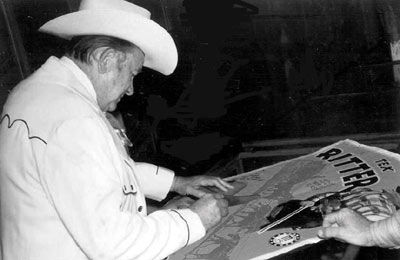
0, 56, 205, 260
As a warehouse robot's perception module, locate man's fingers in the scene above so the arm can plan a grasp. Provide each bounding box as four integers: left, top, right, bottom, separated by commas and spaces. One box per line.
188, 187, 207, 198
318, 226, 340, 239
322, 211, 342, 227
183, 176, 235, 197
219, 197, 228, 207
217, 197, 229, 216
220, 179, 234, 189
209, 178, 234, 192
220, 204, 229, 217
214, 182, 228, 192
213, 193, 224, 199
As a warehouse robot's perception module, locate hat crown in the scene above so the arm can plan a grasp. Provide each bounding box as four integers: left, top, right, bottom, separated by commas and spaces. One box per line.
79, 0, 151, 19
39, 0, 177, 75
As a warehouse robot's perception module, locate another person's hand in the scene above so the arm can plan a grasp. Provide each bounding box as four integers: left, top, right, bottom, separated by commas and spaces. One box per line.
318, 208, 374, 247
172, 175, 234, 198
162, 196, 195, 210
189, 193, 229, 230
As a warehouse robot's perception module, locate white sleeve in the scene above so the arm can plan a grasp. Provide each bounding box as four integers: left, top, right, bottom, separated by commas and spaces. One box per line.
38, 117, 205, 260
370, 210, 400, 248
134, 162, 174, 201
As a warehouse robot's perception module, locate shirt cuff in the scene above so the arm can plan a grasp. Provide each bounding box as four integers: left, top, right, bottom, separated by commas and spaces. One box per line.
155, 166, 175, 199
135, 163, 175, 201
370, 215, 400, 249
171, 209, 206, 246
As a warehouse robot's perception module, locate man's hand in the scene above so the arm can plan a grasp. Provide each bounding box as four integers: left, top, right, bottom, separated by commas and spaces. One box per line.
162, 196, 195, 210
172, 176, 234, 198
189, 193, 229, 230
318, 208, 375, 246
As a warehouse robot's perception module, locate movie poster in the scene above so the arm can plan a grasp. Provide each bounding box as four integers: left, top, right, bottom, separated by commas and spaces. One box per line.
169, 139, 400, 260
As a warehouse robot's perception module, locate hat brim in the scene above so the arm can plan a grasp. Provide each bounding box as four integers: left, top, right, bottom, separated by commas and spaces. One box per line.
39, 10, 178, 75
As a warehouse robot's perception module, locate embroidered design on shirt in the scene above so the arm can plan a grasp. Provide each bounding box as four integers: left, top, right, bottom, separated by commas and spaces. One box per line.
0, 114, 47, 144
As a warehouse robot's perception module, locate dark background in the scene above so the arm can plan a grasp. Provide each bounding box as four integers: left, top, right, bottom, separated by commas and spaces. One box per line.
2, 0, 400, 176
2, 1, 400, 259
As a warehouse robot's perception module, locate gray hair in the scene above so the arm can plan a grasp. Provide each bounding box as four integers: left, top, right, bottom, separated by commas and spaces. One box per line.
66, 35, 138, 64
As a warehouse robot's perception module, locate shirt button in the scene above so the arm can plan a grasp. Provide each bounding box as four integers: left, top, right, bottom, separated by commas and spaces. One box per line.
138, 206, 143, 212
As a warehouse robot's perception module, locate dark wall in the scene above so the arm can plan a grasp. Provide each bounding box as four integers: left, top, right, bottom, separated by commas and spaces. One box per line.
1, 0, 400, 174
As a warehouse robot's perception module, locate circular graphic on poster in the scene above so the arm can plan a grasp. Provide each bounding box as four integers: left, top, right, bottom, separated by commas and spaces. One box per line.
269, 232, 301, 247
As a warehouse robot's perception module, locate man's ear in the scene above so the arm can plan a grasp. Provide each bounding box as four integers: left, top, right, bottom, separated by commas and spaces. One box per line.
94, 48, 118, 74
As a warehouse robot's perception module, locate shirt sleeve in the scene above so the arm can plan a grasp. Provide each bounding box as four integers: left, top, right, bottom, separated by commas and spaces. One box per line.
38, 117, 205, 260
370, 210, 400, 248
134, 162, 174, 201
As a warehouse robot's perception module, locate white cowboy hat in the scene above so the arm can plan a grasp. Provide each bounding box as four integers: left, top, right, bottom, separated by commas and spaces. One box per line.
39, 0, 178, 75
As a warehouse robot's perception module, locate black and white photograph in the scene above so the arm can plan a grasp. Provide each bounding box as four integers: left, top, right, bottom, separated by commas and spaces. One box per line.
1, 0, 400, 259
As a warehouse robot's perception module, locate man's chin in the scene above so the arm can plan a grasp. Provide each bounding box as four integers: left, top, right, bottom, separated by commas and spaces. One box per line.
106, 103, 118, 112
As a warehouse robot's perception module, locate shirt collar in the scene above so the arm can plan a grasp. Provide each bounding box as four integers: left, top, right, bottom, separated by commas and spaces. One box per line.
59, 56, 98, 105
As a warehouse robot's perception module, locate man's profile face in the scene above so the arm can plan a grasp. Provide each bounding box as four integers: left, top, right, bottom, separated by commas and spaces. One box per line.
99, 47, 144, 112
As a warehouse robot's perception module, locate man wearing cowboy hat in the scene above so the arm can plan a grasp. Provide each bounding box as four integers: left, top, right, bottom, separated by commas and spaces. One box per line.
0, 0, 232, 259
